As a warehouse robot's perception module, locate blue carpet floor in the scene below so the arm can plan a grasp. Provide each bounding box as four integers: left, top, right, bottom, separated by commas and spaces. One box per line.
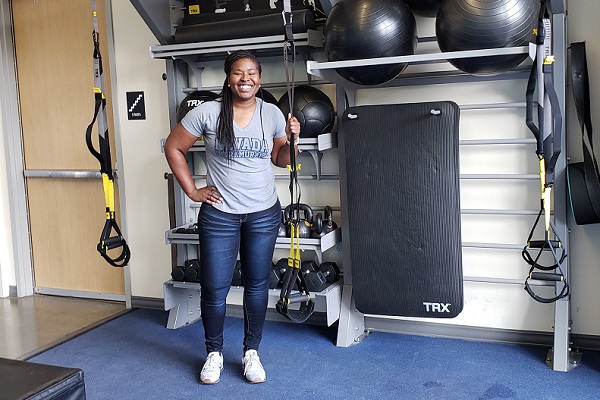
29, 308, 600, 400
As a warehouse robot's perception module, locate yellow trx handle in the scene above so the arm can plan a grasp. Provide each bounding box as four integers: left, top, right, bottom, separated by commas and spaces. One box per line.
102, 173, 115, 218
288, 222, 301, 270
287, 163, 301, 173
538, 157, 552, 232
92, 86, 105, 98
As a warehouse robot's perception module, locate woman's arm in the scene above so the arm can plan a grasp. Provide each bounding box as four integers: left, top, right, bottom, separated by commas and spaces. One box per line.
164, 123, 221, 204
273, 114, 301, 168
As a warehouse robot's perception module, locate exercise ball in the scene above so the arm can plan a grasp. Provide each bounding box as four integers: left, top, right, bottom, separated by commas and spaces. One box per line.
277, 86, 335, 138
323, 0, 417, 85
256, 88, 278, 105
436, 0, 539, 76
403, 0, 442, 18
176, 90, 219, 122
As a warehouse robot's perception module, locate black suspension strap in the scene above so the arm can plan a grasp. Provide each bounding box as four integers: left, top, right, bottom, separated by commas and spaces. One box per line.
567, 41, 600, 223
522, 2, 568, 303
85, 0, 130, 267
276, 0, 315, 323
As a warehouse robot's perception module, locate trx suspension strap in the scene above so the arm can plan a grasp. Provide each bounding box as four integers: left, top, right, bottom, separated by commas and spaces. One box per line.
522, 2, 568, 303
275, 0, 315, 323
85, 1, 131, 267
567, 41, 600, 224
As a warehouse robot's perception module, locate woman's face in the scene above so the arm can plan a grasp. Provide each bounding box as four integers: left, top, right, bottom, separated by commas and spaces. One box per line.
228, 58, 261, 102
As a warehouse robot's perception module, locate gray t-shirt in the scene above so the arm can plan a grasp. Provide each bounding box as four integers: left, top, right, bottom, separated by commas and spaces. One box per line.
181, 98, 286, 214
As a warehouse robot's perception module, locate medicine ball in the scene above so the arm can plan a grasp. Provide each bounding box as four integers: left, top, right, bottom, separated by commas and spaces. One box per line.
323, 0, 417, 85
256, 88, 278, 105
277, 86, 335, 138
176, 90, 219, 122
403, 0, 442, 18
436, 0, 540, 76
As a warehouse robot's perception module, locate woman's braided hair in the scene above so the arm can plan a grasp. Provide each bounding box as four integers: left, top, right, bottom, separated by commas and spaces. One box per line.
217, 50, 262, 157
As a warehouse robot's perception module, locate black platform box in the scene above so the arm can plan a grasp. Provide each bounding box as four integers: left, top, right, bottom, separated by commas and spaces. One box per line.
0, 358, 86, 400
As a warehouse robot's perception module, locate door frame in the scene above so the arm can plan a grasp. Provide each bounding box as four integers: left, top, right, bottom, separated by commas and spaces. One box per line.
0, 0, 33, 298
0, 0, 132, 305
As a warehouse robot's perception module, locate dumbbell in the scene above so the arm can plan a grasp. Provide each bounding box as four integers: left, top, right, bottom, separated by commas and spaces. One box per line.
171, 265, 186, 282
303, 262, 340, 292
270, 259, 286, 289
301, 260, 319, 275
271, 258, 302, 290
175, 223, 199, 234
231, 260, 243, 286
183, 258, 201, 282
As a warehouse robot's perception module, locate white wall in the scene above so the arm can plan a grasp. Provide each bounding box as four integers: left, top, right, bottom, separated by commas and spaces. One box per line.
109, 0, 172, 298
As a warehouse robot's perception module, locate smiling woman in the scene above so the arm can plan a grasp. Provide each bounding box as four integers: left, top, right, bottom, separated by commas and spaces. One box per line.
163, 50, 301, 385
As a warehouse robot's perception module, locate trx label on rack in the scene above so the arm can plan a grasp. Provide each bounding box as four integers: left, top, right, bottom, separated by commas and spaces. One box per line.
85, 1, 130, 268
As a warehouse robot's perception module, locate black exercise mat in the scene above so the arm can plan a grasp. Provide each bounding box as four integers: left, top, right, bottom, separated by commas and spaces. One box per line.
342, 102, 463, 318
0, 357, 86, 399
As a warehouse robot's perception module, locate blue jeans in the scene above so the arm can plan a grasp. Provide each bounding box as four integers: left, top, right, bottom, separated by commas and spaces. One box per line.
197, 200, 281, 354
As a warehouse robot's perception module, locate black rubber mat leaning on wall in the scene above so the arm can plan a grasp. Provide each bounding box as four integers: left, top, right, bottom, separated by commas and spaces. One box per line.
342, 102, 463, 318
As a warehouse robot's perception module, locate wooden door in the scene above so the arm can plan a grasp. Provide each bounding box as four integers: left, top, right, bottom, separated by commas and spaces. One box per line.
12, 0, 124, 296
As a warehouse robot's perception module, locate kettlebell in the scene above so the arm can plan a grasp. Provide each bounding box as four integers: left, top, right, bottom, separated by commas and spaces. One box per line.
278, 210, 287, 237
323, 205, 338, 232
311, 205, 338, 238
284, 203, 313, 238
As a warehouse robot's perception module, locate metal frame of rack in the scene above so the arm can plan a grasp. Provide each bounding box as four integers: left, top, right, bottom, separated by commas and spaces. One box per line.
148, 26, 344, 329
131, 0, 575, 372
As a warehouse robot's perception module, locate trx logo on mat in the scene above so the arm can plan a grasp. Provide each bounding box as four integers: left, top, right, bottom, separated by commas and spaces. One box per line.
423, 302, 451, 313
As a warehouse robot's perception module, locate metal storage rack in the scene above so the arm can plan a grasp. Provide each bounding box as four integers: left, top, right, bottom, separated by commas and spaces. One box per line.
150, 31, 344, 330
304, 0, 574, 372
131, 0, 575, 373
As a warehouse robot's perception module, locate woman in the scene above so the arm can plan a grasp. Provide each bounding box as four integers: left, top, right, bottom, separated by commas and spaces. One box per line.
164, 50, 300, 384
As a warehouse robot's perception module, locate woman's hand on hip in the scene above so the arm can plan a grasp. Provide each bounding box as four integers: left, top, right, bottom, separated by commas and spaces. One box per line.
188, 185, 222, 205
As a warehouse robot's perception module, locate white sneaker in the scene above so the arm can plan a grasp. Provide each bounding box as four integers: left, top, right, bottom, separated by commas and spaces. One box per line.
242, 349, 266, 383
200, 352, 223, 384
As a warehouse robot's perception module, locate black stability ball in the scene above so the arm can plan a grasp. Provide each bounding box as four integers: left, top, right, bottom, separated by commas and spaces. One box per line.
256, 88, 278, 105
403, 0, 442, 18
436, 0, 540, 76
277, 86, 335, 138
176, 90, 219, 122
323, 0, 417, 86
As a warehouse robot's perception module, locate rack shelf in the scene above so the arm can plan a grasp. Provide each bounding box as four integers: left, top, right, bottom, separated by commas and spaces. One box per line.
166, 225, 341, 264
150, 30, 323, 61
306, 45, 532, 89
161, 132, 338, 180
164, 277, 343, 329
157, 31, 343, 328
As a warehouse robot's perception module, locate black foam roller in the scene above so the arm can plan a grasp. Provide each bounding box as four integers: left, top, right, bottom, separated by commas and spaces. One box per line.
174, 10, 315, 44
